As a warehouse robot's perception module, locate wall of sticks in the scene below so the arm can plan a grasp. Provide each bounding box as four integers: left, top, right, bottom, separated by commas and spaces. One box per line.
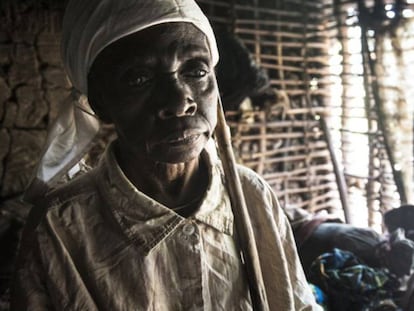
198, 0, 414, 229
198, 0, 346, 219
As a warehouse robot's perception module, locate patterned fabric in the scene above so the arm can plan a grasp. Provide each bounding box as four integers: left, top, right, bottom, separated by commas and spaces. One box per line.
12, 141, 320, 310
309, 248, 399, 311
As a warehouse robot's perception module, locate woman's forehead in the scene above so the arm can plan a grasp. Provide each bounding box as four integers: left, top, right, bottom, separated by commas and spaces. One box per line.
94, 23, 211, 67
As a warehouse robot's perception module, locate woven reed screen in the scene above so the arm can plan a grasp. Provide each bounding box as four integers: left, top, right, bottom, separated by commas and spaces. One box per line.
197, 0, 345, 216
323, 0, 395, 228
323, 0, 414, 229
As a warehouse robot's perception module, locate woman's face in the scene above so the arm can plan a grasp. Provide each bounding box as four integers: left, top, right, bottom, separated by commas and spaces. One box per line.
88, 22, 218, 164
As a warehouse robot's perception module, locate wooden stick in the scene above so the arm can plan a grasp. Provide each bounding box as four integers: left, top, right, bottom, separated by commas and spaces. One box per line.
215, 97, 270, 311
318, 116, 351, 223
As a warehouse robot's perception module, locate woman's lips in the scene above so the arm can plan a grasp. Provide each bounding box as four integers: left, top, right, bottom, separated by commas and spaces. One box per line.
159, 130, 204, 147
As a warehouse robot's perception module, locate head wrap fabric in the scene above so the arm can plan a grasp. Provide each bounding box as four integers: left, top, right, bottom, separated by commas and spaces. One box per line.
36, 91, 100, 183
26, 0, 219, 197
61, 0, 219, 95
26, 90, 101, 193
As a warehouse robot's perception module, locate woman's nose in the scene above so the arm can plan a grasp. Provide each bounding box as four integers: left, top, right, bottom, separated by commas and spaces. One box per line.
157, 78, 197, 119
158, 99, 197, 119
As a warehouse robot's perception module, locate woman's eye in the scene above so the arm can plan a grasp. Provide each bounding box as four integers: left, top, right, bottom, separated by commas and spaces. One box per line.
128, 75, 151, 87
185, 69, 208, 78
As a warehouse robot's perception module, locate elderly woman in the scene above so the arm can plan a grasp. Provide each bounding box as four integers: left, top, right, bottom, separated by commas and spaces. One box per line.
11, 0, 320, 310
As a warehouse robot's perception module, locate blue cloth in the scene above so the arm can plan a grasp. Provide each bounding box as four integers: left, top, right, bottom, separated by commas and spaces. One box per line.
309, 248, 399, 310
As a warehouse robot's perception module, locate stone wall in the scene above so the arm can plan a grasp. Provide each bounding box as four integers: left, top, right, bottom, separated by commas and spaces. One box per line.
0, 3, 70, 307
0, 4, 69, 208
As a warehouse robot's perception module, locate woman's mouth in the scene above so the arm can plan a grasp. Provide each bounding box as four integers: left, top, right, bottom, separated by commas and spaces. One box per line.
159, 130, 205, 147
165, 134, 202, 146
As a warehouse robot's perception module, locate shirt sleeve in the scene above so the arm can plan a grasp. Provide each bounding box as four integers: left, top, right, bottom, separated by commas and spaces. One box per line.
10, 224, 54, 311
268, 184, 323, 311
237, 164, 322, 310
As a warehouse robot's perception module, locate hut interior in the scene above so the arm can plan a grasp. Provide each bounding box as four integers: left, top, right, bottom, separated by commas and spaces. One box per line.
1, 0, 414, 309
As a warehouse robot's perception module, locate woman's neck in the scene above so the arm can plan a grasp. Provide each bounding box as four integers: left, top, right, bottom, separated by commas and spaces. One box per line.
114, 142, 209, 210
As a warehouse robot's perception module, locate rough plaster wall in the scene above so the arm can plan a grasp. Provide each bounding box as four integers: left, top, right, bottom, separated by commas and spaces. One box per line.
0, 5, 70, 308
0, 6, 70, 211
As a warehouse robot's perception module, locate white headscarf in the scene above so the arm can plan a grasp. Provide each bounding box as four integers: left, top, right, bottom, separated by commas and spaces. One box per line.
62, 0, 218, 95
26, 0, 219, 196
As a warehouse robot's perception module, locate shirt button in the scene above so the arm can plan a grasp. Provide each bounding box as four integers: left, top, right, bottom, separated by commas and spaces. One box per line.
194, 243, 200, 253
182, 223, 195, 236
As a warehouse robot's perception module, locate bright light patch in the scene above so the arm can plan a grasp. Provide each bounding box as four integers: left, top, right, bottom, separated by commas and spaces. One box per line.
386, 10, 396, 18
403, 9, 414, 18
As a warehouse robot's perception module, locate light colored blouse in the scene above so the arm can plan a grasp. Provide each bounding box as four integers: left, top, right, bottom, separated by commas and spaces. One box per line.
12, 141, 321, 311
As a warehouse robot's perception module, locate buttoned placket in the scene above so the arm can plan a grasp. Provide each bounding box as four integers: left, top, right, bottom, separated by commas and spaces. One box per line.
97, 142, 253, 310
179, 220, 200, 251
173, 219, 205, 310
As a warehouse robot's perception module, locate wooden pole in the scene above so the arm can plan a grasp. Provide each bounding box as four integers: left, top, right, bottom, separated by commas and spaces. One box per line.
215, 97, 270, 311
319, 116, 351, 223
357, 0, 408, 204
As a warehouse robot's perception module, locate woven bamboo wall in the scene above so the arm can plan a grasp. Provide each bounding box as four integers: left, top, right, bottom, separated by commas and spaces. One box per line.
197, 0, 344, 216
323, 0, 414, 229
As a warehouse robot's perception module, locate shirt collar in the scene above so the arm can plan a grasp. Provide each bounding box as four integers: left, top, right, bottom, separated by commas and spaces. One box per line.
97, 139, 234, 255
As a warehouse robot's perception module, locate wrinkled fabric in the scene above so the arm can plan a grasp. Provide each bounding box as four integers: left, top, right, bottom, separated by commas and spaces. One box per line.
402, 273, 414, 311
61, 0, 219, 95
34, 91, 100, 185
298, 222, 383, 277
376, 228, 414, 277
309, 248, 400, 311
12, 142, 320, 311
